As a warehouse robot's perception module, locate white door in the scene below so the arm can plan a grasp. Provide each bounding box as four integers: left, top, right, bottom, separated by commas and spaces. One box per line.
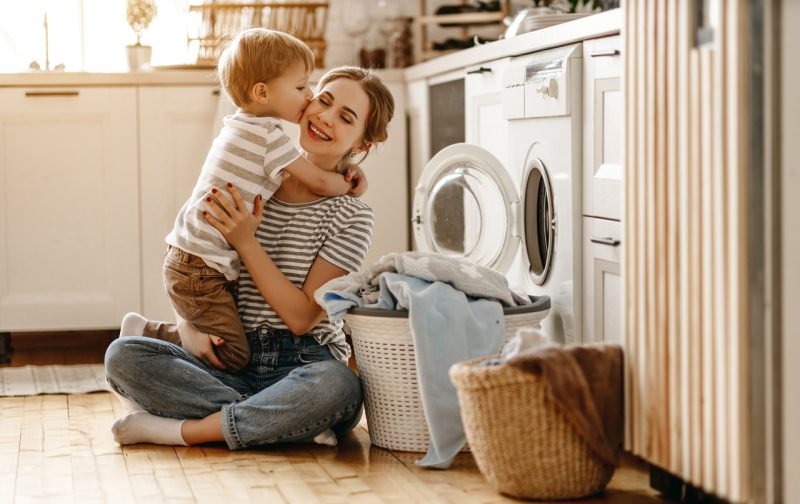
138, 85, 219, 322
583, 35, 623, 221
0, 87, 140, 331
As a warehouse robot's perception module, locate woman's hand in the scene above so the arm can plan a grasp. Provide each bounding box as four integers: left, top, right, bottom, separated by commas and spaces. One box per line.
203, 184, 263, 251
345, 166, 368, 197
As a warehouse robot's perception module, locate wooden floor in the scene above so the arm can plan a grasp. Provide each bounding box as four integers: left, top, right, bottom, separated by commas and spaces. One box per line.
0, 332, 676, 503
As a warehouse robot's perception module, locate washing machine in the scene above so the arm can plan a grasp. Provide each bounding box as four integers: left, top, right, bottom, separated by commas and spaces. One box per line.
412, 43, 583, 344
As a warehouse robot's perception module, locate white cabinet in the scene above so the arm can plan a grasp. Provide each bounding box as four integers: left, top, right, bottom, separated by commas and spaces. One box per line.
138, 85, 220, 322
582, 35, 623, 344
465, 58, 511, 168
582, 217, 622, 344
583, 35, 623, 221
0, 87, 140, 331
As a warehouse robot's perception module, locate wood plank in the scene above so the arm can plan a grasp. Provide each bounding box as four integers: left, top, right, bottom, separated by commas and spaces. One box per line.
675, 0, 692, 482
711, 10, 729, 494
700, 47, 716, 493
622, 0, 636, 454
665, 0, 681, 476
644, 0, 658, 463
724, 1, 749, 500
688, 48, 702, 487
654, 0, 669, 469
0, 396, 23, 503
635, 0, 648, 459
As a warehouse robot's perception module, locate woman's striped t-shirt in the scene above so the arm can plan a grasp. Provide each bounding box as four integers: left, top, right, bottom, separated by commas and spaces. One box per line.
236, 195, 374, 361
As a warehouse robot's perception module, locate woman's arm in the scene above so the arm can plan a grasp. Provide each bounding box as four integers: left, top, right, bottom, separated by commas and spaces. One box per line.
203, 184, 348, 335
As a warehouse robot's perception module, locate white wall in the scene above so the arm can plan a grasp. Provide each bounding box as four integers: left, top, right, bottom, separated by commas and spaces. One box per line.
781, 0, 800, 502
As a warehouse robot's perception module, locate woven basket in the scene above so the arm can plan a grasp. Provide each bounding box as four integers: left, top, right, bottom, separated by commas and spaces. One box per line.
344, 296, 550, 453
449, 357, 615, 500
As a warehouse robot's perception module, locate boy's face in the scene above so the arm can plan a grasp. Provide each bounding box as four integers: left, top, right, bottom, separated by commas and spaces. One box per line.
261, 62, 313, 123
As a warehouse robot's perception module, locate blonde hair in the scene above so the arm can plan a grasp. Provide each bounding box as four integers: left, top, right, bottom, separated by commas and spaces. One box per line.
217, 28, 315, 108
317, 66, 395, 166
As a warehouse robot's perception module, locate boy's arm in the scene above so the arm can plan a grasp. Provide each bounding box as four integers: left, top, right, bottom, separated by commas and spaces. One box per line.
344, 165, 368, 197
282, 156, 352, 196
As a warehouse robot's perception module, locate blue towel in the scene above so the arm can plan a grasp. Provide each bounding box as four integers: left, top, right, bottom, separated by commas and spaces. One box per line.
319, 272, 505, 469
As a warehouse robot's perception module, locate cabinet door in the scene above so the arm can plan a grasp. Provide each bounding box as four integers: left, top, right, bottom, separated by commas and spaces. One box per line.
583, 35, 623, 221
465, 58, 511, 169
0, 87, 140, 331
138, 86, 219, 322
582, 217, 622, 344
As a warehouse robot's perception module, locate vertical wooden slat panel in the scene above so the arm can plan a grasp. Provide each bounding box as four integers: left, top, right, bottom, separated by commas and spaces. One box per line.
688, 48, 703, 486
712, 1, 729, 494
622, 0, 635, 453
635, 0, 648, 457
644, 0, 658, 463
725, 0, 749, 500
654, 0, 669, 468
676, 0, 691, 479
665, 0, 681, 475
700, 47, 716, 493
623, 1, 751, 500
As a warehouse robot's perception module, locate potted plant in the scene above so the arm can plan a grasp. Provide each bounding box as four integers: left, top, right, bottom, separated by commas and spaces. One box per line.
126, 0, 157, 70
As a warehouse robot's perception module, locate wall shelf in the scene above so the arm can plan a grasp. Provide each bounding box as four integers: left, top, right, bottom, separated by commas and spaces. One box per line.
414, 1, 509, 63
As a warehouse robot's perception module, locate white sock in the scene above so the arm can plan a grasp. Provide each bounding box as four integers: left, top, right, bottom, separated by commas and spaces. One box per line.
111, 411, 188, 446
313, 428, 338, 447
120, 312, 148, 337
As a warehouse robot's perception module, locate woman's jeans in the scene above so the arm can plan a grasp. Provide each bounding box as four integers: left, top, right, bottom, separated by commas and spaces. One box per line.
104, 329, 363, 450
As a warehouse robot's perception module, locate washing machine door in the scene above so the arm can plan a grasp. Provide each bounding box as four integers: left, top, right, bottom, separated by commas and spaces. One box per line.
521, 156, 556, 286
412, 143, 520, 274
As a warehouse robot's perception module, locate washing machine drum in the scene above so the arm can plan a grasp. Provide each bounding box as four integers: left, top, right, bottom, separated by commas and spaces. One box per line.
413, 143, 557, 284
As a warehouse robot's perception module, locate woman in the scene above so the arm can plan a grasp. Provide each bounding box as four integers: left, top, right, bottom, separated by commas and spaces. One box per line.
105, 66, 395, 449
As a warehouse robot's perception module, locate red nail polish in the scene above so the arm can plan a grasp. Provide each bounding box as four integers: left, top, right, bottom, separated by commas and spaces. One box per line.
227, 182, 233, 188
211, 188, 217, 194
206, 197, 211, 202
202, 211, 207, 216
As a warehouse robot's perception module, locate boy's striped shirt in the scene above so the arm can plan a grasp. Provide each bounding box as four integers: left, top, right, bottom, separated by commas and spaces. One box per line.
166, 113, 301, 280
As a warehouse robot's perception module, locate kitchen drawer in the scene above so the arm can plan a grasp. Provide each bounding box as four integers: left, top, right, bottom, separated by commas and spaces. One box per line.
582, 216, 622, 344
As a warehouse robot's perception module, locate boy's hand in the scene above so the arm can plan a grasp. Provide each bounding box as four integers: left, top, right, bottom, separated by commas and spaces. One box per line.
345, 166, 368, 197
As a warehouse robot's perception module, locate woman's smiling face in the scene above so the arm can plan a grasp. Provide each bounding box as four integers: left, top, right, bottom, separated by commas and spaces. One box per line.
299, 78, 371, 163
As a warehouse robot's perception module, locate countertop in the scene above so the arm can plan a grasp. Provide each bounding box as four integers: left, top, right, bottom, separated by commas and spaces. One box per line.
403, 8, 621, 81
0, 68, 406, 87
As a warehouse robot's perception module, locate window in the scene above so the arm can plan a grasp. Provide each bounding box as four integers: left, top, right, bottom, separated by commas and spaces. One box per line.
0, 0, 192, 72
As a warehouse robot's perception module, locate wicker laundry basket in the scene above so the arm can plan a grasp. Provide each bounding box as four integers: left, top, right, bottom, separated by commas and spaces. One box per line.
449, 356, 615, 500
344, 296, 550, 452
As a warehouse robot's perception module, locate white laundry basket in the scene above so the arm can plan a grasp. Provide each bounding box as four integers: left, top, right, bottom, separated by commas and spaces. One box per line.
344, 296, 551, 452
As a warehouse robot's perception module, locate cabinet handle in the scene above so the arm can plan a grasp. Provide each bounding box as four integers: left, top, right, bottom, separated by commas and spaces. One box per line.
590, 49, 620, 58
466, 67, 492, 75
212, 89, 221, 95
25, 91, 80, 97
591, 236, 621, 247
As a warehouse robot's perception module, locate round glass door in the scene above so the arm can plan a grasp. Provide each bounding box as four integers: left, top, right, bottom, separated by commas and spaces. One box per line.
524, 158, 555, 285
424, 161, 509, 266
